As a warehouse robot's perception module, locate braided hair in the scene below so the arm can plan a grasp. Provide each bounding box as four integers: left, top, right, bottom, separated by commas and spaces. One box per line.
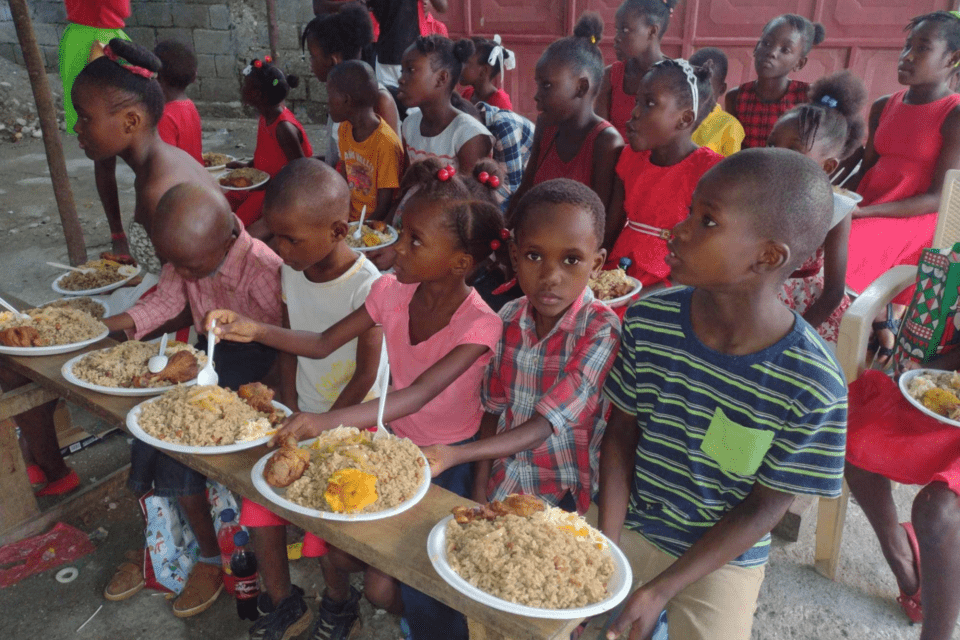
74, 39, 165, 126
243, 57, 300, 106
907, 11, 960, 52
414, 36, 476, 92
784, 70, 866, 160
618, 0, 679, 35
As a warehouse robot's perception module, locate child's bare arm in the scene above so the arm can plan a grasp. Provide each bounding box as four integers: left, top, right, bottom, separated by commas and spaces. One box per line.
103, 312, 136, 333
377, 90, 401, 135
724, 86, 739, 116
270, 343, 490, 444
844, 96, 886, 192
371, 188, 396, 221
424, 414, 552, 477
470, 411, 500, 503
456, 135, 493, 174
278, 303, 299, 411
595, 65, 613, 121
604, 177, 627, 252
799, 212, 850, 329
591, 127, 625, 214
606, 484, 795, 640
329, 326, 384, 410
597, 406, 639, 545
276, 121, 308, 163
94, 157, 127, 254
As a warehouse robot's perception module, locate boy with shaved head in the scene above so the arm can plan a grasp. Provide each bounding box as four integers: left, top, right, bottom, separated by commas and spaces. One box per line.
102, 183, 282, 617
599, 148, 848, 640
204, 158, 386, 640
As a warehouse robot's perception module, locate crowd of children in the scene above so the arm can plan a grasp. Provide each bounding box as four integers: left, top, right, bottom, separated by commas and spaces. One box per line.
21, 4, 960, 640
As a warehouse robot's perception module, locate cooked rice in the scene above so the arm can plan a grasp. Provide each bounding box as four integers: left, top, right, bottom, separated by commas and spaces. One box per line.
202, 152, 232, 167
40, 297, 106, 319
345, 223, 393, 248
58, 259, 127, 291
445, 507, 615, 609
908, 371, 960, 399
589, 270, 635, 301
219, 167, 269, 187
136, 385, 274, 447
71, 340, 207, 388
0, 307, 105, 346
284, 426, 425, 513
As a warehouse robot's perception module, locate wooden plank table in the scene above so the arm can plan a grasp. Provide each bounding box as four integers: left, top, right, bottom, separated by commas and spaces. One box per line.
0, 300, 582, 639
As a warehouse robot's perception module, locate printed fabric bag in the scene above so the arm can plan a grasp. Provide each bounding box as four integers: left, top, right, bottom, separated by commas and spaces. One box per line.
893, 242, 960, 370
139, 481, 239, 594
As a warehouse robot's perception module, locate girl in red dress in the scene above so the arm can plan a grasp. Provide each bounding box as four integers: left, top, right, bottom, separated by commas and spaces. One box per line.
726, 14, 825, 149
227, 57, 313, 238
459, 36, 514, 111
595, 0, 676, 140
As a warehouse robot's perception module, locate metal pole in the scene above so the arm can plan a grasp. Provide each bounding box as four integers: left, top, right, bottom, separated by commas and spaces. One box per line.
7, 0, 87, 265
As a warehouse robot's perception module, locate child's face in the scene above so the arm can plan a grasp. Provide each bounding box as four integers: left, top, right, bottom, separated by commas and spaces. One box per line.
266, 204, 341, 273
308, 39, 337, 82
614, 7, 653, 62
534, 57, 584, 125
72, 84, 131, 161
753, 22, 807, 79
666, 174, 765, 289
899, 21, 960, 87
459, 52, 483, 87
511, 203, 605, 332
326, 83, 349, 124
397, 48, 441, 109
625, 71, 690, 152
767, 115, 836, 172
392, 196, 466, 285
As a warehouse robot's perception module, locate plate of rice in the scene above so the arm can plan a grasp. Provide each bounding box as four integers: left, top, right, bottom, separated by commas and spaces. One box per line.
62, 340, 209, 396
219, 168, 270, 191
589, 271, 642, 308
202, 152, 235, 172
126, 384, 292, 454
52, 260, 141, 296
899, 368, 960, 428
345, 221, 398, 252
428, 498, 632, 619
39, 296, 109, 319
251, 426, 430, 521
0, 307, 108, 356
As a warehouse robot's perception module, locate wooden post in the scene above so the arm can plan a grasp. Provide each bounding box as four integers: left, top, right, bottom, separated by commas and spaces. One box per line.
0, 419, 40, 536
264, 0, 280, 61
7, 0, 87, 266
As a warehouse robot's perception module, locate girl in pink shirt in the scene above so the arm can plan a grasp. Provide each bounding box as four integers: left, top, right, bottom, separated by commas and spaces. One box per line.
211, 161, 504, 639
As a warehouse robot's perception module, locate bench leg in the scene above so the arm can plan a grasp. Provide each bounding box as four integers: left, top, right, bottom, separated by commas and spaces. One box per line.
814, 481, 849, 580
0, 418, 40, 535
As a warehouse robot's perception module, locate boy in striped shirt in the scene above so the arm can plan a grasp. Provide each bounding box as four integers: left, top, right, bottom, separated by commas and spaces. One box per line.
599, 149, 847, 640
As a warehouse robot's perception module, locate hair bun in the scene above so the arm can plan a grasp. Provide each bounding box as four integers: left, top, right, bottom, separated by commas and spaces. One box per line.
453, 38, 476, 64
287, 74, 300, 89
108, 38, 162, 74
812, 22, 826, 46
572, 11, 603, 45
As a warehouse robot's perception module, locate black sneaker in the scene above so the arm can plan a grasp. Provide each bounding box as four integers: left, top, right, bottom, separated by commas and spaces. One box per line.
309, 586, 361, 640
249, 585, 313, 640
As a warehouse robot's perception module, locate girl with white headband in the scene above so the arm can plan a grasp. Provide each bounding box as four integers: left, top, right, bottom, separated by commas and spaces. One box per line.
459, 35, 515, 110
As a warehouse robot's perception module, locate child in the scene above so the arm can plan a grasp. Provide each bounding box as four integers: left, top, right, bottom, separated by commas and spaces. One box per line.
422, 179, 620, 516
210, 164, 504, 640
768, 70, 867, 344
596, 0, 676, 139
689, 47, 745, 157
604, 59, 722, 289
327, 60, 404, 222
599, 148, 846, 640
459, 36, 514, 110
206, 159, 385, 640
226, 56, 313, 237
473, 100, 535, 209
726, 14, 825, 149
301, 2, 400, 168
845, 12, 960, 347
154, 39, 203, 165
509, 13, 624, 215
398, 35, 494, 172
101, 184, 282, 618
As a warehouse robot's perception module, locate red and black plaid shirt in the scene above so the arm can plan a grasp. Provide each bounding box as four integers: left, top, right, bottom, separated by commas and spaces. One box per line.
734, 79, 810, 149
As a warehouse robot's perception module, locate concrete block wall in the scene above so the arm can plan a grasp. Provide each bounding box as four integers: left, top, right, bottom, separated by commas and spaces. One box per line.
0, 0, 327, 123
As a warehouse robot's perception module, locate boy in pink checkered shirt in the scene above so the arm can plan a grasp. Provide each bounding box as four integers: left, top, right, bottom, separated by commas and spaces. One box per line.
423, 179, 621, 514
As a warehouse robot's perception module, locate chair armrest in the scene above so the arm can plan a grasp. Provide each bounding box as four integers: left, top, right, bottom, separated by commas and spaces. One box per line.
836, 265, 916, 383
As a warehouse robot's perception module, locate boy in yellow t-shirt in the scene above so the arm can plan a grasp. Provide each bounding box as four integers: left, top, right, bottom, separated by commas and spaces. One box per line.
690, 48, 745, 157
328, 60, 404, 221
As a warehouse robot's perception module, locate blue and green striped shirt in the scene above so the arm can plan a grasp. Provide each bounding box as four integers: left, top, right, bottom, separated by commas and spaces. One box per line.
603, 288, 847, 567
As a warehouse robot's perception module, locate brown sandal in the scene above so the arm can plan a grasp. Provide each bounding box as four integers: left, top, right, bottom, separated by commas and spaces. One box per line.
104, 549, 145, 601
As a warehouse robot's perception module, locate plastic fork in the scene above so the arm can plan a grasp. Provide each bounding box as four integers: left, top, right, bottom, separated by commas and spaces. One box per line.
196, 320, 219, 386
352, 205, 368, 241
374, 337, 389, 441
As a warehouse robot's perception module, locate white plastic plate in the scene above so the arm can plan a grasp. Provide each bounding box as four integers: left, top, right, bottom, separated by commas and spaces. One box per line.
52, 264, 142, 296
203, 153, 236, 172
427, 514, 633, 619
218, 169, 269, 191
599, 276, 643, 308
0, 326, 108, 357
899, 369, 960, 428
346, 223, 399, 253
250, 436, 430, 521
126, 397, 291, 454
61, 346, 204, 397
39, 296, 110, 318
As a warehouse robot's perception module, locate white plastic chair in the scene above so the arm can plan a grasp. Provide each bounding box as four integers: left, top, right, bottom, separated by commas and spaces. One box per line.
814, 169, 960, 579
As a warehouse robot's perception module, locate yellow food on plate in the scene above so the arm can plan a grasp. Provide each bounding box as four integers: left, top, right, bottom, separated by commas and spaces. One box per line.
324, 469, 378, 512
921, 387, 960, 417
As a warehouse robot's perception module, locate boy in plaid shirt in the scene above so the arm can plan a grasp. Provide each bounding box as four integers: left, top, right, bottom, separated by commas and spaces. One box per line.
423, 179, 620, 513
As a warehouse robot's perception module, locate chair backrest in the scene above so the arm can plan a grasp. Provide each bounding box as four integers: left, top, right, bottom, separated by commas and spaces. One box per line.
933, 169, 960, 248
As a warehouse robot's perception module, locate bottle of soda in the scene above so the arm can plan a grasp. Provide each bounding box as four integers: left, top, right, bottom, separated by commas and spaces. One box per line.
230, 530, 259, 621
217, 508, 241, 596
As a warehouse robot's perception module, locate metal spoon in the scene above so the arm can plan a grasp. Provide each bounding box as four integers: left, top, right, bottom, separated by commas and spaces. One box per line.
195, 320, 219, 386
352, 205, 368, 241
147, 333, 169, 374
374, 338, 390, 441
46, 261, 94, 274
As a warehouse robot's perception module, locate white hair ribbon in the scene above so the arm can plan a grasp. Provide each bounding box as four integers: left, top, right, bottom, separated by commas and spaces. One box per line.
487, 34, 516, 74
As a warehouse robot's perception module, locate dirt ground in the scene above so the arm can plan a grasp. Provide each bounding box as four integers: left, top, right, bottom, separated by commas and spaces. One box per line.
0, 90, 957, 640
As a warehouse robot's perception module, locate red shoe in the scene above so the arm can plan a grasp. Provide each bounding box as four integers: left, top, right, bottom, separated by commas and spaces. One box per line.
36, 469, 80, 497
26, 464, 46, 485
896, 522, 923, 624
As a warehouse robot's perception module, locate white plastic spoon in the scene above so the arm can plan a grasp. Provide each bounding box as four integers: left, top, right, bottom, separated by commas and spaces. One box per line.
374, 338, 390, 441
352, 205, 368, 241
147, 332, 169, 374
46, 261, 94, 274
0, 295, 30, 321
196, 320, 219, 386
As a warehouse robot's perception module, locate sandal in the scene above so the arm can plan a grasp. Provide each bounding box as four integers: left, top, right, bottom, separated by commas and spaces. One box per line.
896, 522, 923, 624
870, 304, 900, 366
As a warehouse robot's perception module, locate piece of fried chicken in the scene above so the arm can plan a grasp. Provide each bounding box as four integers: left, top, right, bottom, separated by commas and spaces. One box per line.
0, 326, 44, 347
238, 382, 275, 413
452, 494, 546, 524
264, 437, 310, 487
131, 350, 199, 388
99, 252, 137, 266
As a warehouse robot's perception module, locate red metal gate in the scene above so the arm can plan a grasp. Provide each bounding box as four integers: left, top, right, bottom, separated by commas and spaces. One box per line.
443, 0, 956, 119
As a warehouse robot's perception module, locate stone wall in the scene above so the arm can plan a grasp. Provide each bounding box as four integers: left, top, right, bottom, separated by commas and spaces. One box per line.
0, 0, 328, 122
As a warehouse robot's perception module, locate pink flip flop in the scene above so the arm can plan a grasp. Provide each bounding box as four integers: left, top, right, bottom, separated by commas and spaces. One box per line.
896, 522, 923, 624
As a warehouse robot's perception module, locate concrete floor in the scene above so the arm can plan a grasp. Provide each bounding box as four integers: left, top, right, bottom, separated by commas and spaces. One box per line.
0, 124, 956, 639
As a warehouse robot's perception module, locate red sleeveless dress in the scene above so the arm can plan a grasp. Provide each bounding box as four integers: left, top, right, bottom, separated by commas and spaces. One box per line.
532, 119, 614, 188
609, 61, 637, 139
232, 108, 313, 227
846, 90, 960, 294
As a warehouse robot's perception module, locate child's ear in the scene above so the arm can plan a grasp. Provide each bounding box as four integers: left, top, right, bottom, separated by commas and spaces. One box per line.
755, 239, 789, 274
124, 108, 143, 134
647, 22, 660, 41
451, 251, 473, 276
718, 81, 728, 97
331, 219, 349, 240
677, 108, 696, 131
948, 48, 960, 70
331, 52, 344, 66
575, 76, 590, 99
591, 247, 607, 277
793, 55, 808, 72
821, 157, 839, 175
436, 69, 450, 91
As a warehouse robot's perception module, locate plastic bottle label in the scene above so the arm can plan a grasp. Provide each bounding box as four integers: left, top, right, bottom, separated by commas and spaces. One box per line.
235, 576, 258, 599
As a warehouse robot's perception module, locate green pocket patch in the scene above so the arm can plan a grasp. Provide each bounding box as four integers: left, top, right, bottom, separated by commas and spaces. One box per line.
700, 407, 774, 476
